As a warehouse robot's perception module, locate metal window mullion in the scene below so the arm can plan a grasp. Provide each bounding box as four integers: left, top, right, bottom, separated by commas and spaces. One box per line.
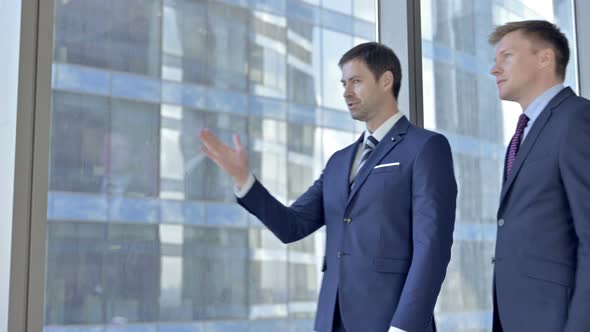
377, 0, 423, 128
407, 0, 423, 128
8, 0, 41, 330
9, 0, 56, 331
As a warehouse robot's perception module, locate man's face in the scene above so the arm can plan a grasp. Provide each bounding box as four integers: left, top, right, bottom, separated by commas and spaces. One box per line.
340, 59, 386, 122
491, 31, 542, 103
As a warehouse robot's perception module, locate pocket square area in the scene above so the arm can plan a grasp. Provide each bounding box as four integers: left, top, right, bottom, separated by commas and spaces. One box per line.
374, 162, 400, 169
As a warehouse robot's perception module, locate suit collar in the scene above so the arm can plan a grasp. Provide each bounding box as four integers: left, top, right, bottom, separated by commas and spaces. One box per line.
546, 86, 574, 108
522, 84, 564, 124
363, 111, 405, 143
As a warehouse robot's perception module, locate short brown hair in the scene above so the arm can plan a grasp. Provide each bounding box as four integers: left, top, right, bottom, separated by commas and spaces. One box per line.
489, 20, 569, 79
338, 42, 402, 99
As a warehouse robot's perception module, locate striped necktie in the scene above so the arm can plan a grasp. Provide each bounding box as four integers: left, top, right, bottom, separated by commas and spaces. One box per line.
351, 135, 379, 189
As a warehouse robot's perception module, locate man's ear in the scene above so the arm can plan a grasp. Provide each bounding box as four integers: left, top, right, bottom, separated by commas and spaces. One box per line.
538, 47, 555, 70
380, 71, 394, 91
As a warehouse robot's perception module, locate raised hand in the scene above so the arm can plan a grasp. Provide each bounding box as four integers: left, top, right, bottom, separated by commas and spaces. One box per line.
199, 128, 250, 188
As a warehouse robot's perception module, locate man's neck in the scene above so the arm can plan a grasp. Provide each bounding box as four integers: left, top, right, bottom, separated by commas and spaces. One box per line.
519, 79, 563, 110
367, 103, 399, 133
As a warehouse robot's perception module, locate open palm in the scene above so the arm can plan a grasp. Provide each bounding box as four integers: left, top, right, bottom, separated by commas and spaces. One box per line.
199, 128, 249, 187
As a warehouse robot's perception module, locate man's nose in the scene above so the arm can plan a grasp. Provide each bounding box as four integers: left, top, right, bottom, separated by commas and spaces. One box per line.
490, 63, 501, 76
342, 84, 352, 98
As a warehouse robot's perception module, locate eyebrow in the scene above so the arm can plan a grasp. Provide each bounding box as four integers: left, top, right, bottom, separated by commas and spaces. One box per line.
340, 75, 361, 84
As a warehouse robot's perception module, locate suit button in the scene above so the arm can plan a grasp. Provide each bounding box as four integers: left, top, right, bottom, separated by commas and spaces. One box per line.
343, 217, 352, 224
491, 257, 495, 264
498, 218, 504, 227
337, 251, 343, 258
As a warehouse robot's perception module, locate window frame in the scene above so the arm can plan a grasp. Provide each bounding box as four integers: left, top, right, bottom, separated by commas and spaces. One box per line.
6, 0, 590, 331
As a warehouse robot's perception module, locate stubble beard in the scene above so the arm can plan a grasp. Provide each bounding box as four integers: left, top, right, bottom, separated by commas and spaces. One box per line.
350, 106, 369, 122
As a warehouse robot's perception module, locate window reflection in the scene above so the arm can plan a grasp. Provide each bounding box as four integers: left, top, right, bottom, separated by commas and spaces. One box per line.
46, 0, 375, 330
50, 92, 108, 194
54, 0, 161, 77
353, 0, 375, 22
321, 29, 352, 110
322, 0, 351, 15
50, 92, 160, 198
45, 222, 162, 324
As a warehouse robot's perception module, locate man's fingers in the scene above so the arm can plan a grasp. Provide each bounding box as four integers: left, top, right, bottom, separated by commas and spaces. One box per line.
233, 133, 243, 151
199, 128, 221, 148
199, 128, 246, 179
200, 146, 227, 170
200, 128, 227, 156
200, 146, 217, 163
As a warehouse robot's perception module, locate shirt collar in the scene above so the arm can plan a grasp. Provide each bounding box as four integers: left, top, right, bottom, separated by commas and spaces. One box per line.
364, 111, 404, 144
523, 84, 565, 121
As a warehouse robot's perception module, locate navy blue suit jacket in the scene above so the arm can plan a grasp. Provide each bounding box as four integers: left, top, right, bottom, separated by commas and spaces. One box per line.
493, 87, 590, 331
238, 116, 457, 332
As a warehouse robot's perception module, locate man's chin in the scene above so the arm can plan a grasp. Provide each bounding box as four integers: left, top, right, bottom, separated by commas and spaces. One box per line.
349, 111, 364, 121
498, 92, 515, 102
497, 88, 514, 101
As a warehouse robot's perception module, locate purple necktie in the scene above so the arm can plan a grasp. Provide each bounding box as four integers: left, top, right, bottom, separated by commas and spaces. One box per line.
505, 113, 530, 177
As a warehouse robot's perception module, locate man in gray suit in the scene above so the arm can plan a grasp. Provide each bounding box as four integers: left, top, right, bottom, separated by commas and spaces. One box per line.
489, 20, 590, 332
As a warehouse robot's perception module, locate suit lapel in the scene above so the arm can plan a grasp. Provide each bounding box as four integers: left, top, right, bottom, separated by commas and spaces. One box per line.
346, 116, 410, 207
499, 87, 574, 207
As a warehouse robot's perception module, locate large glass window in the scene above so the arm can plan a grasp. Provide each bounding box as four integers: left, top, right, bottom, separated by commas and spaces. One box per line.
45, 0, 375, 331
421, 1, 577, 331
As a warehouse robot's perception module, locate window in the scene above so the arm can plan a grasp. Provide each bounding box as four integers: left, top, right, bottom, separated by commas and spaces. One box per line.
45, 1, 376, 330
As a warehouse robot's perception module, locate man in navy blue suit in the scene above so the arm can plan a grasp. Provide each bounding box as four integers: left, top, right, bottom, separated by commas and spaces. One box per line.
489, 20, 590, 332
200, 42, 457, 332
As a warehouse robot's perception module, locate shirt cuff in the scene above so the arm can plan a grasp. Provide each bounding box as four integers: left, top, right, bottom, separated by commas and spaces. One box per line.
234, 173, 256, 198
388, 326, 406, 332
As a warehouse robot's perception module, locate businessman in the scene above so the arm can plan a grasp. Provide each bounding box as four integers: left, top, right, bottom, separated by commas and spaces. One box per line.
200, 42, 457, 332
489, 20, 590, 331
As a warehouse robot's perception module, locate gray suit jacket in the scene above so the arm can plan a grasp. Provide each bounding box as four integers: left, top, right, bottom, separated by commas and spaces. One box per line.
493, 87, 590, 332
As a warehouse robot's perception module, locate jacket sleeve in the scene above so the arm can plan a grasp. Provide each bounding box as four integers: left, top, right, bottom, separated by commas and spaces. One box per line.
237, 172, 325, 244
561, 102, 590, 332
391, 133, 457, 331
